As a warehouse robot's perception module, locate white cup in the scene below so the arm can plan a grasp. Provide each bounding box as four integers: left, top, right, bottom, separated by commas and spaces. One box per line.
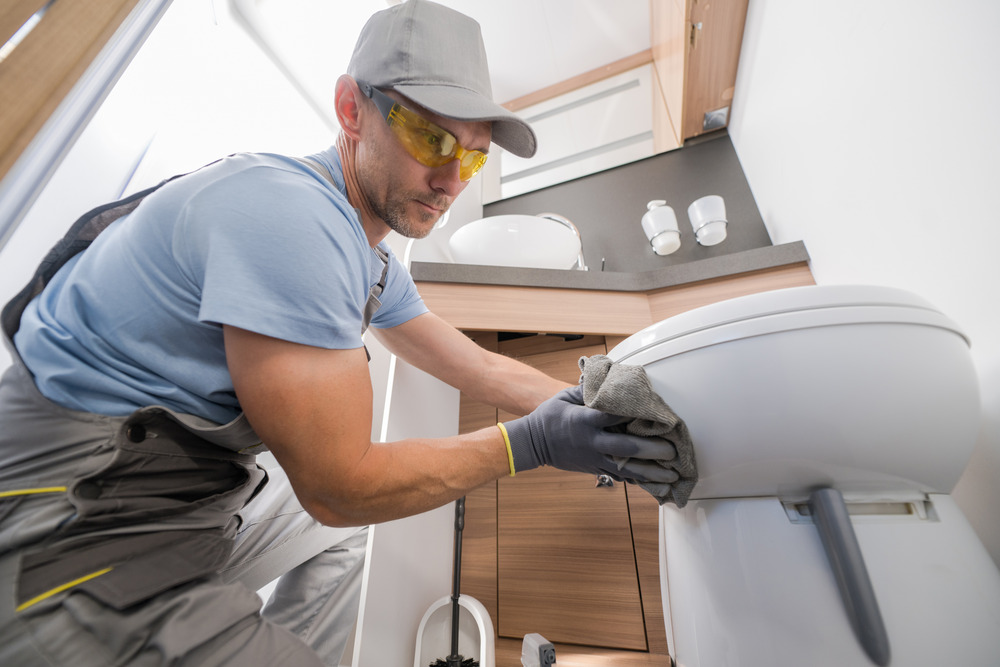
641, 200, 681, 255
688, 195, 728, 246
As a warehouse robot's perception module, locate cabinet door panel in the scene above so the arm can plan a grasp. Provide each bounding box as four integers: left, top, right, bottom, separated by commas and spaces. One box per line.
457, 332, 500, 623
496, 339, 647, 650
498, 466, 647, 650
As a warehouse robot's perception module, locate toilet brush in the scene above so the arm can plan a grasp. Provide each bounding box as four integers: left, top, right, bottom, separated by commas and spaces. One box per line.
431, 497, 479, 667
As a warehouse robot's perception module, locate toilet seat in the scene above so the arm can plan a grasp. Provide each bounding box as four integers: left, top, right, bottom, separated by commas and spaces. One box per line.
606, 284, 980, 500
609, 284, 968, 366
621, 286, 1000, 667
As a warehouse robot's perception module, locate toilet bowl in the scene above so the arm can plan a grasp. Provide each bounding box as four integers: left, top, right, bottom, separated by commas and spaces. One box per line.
609, 284, 980, 501
608, 285, 1000, 667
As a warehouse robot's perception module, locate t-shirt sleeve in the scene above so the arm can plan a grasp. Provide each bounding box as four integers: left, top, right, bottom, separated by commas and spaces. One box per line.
369, 247, 429, 329
179, 166, 372, 350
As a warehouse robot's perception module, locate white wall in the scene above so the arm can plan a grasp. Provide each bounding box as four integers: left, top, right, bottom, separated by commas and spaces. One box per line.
351, 352, 463, 667
0, 4, 470, 664
728, 0, 1000, 567
0, 0, 333, 371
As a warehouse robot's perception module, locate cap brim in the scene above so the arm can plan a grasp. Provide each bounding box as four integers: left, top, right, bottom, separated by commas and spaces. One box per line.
393, 83, 537, 158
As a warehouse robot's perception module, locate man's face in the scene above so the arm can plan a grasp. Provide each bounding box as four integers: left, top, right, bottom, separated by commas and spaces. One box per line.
356, 90, 492, 240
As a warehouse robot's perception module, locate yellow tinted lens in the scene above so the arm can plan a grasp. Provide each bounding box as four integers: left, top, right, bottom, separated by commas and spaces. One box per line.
458, 148, 488, 180
388, 104, 487, 181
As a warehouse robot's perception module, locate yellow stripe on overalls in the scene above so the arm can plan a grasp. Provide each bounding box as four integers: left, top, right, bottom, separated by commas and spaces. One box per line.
15, 568, 114, 612
1, 486, 106, 612
0, 486, 67, 498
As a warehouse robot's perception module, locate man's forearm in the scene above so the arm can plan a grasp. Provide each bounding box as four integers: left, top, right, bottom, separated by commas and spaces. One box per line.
473, 349, 572, 417
372, 314, 571, 417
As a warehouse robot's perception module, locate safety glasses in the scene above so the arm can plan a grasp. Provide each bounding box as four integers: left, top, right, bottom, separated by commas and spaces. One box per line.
360, 82, 488, 182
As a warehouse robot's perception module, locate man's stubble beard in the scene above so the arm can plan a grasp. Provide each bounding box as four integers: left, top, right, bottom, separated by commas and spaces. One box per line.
360, 137, 447, 240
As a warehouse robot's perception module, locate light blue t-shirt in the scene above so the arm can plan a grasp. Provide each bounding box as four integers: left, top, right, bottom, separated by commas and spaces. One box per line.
15, 150, 427, 424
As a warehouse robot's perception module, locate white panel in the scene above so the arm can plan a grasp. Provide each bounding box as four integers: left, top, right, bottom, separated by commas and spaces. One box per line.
352, 357, 463, 666
487, 65, 657, 201
728, 0, 1000, 568
661, 495, 1000, 667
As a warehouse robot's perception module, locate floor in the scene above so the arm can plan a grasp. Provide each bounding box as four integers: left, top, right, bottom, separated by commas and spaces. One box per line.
494, 638, 673, 666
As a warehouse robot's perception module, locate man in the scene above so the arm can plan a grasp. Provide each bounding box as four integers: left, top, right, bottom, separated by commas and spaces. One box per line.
0, 1, 680, 664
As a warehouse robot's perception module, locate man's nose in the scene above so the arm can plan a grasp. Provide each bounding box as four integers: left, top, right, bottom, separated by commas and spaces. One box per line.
429, 159, 465, 197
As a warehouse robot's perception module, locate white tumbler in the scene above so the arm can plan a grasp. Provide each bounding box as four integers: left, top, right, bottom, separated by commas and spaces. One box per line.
688, 195, 728, 246
641, 200, 681, 255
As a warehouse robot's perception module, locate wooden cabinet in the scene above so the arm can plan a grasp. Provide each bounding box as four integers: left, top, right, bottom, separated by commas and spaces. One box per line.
424, 261, 816, 664
487, 0, 752, 201
651, 0, 751, 143
459, 334, 670, 657
496, 338, 648, 650
0, 0, 143, 183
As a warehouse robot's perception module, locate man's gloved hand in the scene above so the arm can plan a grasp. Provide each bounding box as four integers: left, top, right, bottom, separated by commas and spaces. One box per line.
500, 385, 680, 485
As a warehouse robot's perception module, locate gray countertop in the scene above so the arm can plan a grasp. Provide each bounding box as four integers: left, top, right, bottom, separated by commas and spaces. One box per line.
410, 241, 809, 292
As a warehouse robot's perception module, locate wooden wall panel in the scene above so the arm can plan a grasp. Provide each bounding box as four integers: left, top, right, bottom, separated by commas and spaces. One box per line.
457, 332, 500, 626
502, 50, 654, 113
683, 0, 750, 140
498, 466, 647, 650
416, 283, 652, 336
418, 263, 814, 337
626, 486, 670, 655
646, 263, 815, 323
0, 0, 143, 182
0, 0, 48, 46
494, 338, 648, 651
649, 0, 687, 148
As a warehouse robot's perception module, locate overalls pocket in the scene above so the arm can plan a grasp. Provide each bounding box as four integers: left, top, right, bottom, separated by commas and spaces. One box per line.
63, 408, 267, 536
16, 530, 233, 612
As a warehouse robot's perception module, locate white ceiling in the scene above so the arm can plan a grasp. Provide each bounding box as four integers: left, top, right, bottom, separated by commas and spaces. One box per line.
253, 0, 651, 107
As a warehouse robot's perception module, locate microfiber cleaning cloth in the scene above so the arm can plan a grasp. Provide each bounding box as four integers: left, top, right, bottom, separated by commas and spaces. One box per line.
579, 354, 698, 507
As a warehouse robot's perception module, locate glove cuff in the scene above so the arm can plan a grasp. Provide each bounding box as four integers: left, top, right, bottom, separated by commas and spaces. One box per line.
501, 416, 542, 473
495, 423, 517, 477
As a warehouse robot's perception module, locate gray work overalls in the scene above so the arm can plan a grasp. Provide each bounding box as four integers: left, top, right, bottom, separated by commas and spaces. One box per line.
0, 158, 385, 666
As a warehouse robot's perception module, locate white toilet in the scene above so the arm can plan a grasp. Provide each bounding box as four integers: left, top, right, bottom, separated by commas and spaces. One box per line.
608, 284, 1000, 667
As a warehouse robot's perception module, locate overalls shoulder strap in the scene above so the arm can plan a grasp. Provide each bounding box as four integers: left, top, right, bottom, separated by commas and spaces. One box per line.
1, 177, 178, 342
295, 156, 389, 334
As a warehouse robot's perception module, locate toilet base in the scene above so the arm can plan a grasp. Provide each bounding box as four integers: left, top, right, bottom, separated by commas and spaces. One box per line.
659, 494, 1000, 666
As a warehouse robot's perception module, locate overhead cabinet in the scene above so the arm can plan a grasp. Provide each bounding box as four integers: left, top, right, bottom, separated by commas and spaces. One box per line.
483, 63, 667, 203
484, 0, 750, 203
651, 0, 750, 144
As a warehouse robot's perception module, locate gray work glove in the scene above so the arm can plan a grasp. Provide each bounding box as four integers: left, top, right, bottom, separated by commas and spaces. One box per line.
502, 385, 680, 485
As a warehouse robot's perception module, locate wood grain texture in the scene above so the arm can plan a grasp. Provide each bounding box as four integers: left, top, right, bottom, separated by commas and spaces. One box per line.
650, 0, 687, 148
502, 50, 654, 112
646, 263, 815, 322
494, 338, 647, 650
417, 263, 814, 336
496, 334, 606, 360
457, 332, 500, 624
0, 0, 48, 46
495, 638, 673, 666
0, 0, 142, 182
497, 466, 647, 650
626, 485, 670, 655
416, 282, 653, 336
683, 0, 750, 139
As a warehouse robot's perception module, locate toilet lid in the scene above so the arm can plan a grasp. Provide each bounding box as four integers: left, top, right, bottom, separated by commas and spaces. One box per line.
609, 284, 968, 365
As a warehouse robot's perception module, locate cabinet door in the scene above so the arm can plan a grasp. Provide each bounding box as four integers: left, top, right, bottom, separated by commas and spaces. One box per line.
496, 339, 648, 651
683, 0, 750, 139
457, 332, 501, 625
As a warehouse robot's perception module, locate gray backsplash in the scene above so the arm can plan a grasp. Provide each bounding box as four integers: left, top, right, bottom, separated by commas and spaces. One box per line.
483, 131, 772, 273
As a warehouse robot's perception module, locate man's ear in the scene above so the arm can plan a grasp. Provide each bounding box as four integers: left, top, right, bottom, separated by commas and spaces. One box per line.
334, 75, 365, 141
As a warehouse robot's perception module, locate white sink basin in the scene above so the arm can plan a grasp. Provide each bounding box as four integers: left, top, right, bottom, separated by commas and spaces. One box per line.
447, 214, 585, 270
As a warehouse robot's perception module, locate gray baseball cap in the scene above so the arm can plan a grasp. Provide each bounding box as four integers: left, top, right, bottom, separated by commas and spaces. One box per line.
347, 0, 537, 158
